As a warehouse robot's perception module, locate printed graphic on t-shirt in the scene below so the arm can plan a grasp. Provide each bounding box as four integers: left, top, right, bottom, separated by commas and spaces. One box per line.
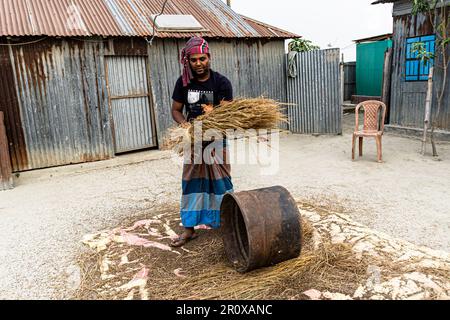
186, 89, 214, 120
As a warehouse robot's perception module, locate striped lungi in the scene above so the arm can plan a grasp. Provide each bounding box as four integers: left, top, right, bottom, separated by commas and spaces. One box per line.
180, 140, 233, 229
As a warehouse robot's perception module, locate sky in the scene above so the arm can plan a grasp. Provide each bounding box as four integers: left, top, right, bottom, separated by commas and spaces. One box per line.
222, 0, 394, 61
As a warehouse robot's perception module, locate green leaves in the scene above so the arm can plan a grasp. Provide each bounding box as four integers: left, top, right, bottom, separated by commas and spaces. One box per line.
442, 38, 450, 47
411, 0, 442, 15
410, 0, 448, 53
412, 0, 431, 15
411, 42, 435, 64
288, 38, 320, 53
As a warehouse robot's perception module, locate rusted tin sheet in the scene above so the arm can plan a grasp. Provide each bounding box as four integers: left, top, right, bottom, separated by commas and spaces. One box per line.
0, 0, 299, 39
7, 38, 114, 171
105, 37, 148, 56
0, 41, 28, 172
0, 111, 14, 190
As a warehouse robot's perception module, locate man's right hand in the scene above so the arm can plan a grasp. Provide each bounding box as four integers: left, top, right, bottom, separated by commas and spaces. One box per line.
202, 104, 214, 114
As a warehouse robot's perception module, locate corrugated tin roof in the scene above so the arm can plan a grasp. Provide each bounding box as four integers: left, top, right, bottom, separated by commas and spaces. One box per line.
353, 33, 393, 43
373, 0, 450, 4
0, 0, 300, 38
240, 15, 297, 38
371, 0, 398, 4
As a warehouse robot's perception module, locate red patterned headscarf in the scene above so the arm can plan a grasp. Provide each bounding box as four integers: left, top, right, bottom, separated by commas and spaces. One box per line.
180, 37, 210, 87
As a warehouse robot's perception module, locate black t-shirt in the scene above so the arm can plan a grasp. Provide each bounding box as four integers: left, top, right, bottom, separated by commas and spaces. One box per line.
172, 70, 233, 121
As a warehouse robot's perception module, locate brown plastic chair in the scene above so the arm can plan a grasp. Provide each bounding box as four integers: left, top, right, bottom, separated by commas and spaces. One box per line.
352, 100, 387, 163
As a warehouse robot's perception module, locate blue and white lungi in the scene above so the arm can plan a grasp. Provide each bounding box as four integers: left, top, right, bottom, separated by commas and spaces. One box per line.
180, 140, 233, 229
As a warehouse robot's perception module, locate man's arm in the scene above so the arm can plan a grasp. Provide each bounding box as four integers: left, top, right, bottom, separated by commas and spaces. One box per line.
172, 100, 188, 125
218, 77, 233, 102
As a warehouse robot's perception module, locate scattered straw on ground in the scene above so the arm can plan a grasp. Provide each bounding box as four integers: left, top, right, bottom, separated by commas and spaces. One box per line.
74, 202, 449, 300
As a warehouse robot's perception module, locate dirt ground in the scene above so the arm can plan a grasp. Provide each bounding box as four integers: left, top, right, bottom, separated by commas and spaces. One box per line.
77, 202, 449, 300
0, 113, 449, 299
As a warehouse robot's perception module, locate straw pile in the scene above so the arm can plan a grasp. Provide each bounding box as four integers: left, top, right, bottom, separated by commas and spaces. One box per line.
149, 242, 367, 300
75, 203, 450, 300
75, 210, 371, 300
162, 98, 288, 152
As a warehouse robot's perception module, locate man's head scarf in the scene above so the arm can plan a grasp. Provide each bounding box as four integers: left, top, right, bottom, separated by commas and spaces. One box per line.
180, 37, 210, 87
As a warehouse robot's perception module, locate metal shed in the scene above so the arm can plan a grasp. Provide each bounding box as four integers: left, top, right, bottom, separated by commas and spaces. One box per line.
373, 0, 450, 137
0, 0, 299, 172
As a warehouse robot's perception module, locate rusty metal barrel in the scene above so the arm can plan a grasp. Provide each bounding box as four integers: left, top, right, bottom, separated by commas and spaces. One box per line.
220, 186, 302, 273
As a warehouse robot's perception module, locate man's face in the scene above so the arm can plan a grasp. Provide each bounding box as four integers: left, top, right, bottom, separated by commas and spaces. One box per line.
189, 53, 210, 77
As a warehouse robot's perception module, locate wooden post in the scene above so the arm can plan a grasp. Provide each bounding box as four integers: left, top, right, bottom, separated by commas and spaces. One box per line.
421, 67, 434, 155
0, 111, 14, 190
340, 54, 345, 108
340, 54, 345, 135
381, 48, 393, 124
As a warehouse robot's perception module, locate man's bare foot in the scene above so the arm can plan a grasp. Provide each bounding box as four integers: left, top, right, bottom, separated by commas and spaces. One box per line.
170, 228, 198, 247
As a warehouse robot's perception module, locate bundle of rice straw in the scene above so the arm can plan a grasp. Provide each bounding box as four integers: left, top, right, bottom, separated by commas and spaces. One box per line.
162, 98, 287, 152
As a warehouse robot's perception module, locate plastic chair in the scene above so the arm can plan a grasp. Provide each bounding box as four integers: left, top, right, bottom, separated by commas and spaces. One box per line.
352, 100, 387, 163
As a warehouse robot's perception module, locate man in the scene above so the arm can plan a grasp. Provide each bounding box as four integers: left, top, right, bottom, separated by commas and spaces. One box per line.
170, 37, 233, 247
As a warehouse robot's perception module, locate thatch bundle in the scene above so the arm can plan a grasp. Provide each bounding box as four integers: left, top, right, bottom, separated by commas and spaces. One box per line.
162, 98, 287, 152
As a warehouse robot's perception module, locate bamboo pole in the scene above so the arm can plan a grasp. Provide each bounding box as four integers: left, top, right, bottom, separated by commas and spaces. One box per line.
0, 111, 14, 190
421, 67, 434, 155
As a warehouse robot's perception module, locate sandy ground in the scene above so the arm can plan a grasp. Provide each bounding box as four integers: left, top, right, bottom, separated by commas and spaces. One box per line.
0, 113, 449, 299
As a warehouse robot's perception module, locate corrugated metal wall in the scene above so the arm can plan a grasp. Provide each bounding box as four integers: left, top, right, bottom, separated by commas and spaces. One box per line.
432, 6, 450, 130
392, 0, 416, 16
0, 41, 28, 171
393, 0, 450, 16
390, 10, 450, 130
0, 37, 289, 171
5, 38, 114, 171
287, 49, 342, 134
147, 38, 288, 145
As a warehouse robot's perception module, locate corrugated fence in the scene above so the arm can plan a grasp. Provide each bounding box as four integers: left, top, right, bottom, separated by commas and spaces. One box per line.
287, 49, 342, 134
